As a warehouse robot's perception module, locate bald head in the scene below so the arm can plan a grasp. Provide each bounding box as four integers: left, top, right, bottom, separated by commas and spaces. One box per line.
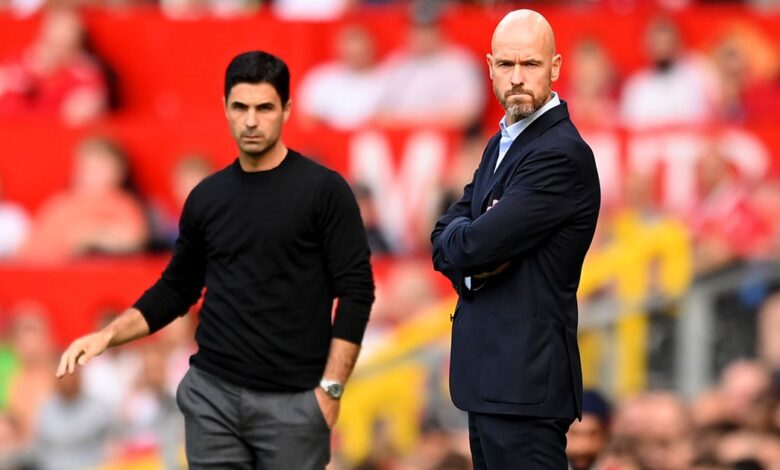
487, 9, 562, 124
492, 9, 556, 58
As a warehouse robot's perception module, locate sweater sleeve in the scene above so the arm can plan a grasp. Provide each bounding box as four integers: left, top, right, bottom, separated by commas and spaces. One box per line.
319, 172, 375, 344
133, 191, 207, 333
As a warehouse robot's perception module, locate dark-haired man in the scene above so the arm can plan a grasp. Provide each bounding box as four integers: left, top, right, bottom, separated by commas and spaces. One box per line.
56, 51, 375, 469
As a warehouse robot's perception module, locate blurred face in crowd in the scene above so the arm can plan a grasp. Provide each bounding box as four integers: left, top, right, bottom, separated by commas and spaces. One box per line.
567, 414, 609, 470
408, 22, 441, 57
719, 361, 772, 428
645, 19, 681, 71
337, 26, 375, 70
225, 82, 290, 160
571, 40, 614, 98
690, 390, 732, 431
634, 394, 693, 470
487, 10, 561, 125
10, 305, 53, 365
72, 140, 128, 194
172, 156, 212, 206
36, 9, 85, 71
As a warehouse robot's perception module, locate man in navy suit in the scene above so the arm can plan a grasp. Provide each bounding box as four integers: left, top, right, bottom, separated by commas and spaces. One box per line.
431, 10, 601, 469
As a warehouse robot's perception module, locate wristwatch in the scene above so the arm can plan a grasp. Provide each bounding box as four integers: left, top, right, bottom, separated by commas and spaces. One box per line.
319, 379, 344, 400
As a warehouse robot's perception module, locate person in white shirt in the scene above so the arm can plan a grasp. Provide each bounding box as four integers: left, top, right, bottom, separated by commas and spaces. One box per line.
375, 12, 485, 130
297, 25, 385, 130
620, 17, 719, 129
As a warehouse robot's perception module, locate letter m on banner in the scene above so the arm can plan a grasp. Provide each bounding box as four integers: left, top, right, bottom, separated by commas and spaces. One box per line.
348, 129, 450, 253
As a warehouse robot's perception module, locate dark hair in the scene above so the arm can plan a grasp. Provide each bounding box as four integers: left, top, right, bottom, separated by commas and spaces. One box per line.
224, 51, 290, 105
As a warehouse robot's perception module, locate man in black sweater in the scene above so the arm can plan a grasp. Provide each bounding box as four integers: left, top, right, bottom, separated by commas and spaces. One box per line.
56, 51, 375, 469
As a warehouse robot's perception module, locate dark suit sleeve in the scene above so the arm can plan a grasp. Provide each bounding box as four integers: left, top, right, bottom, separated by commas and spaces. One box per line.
133, 191, 207, 333
319, 171, 375, 345
430, 169, 478, 293
439, 149, 578, 273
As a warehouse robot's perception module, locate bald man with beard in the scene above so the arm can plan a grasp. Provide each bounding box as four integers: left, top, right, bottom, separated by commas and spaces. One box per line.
431, 10, 600, 469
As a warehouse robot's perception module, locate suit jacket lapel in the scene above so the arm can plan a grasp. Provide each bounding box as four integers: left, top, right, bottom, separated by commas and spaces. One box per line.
473, 133, 501, 218
478, 102, 571, 211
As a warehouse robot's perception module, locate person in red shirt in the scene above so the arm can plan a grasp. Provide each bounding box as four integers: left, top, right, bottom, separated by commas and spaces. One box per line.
0, 8, 108, 126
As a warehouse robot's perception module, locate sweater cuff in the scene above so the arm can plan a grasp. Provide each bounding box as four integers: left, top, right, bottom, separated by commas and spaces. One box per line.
332, 298, 371, 345
132, 293, 167, 334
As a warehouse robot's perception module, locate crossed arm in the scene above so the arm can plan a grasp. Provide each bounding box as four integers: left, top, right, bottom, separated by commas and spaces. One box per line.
433, 150, 578, 280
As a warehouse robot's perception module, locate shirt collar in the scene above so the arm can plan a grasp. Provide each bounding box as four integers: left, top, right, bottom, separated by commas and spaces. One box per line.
499, 91, 560, 140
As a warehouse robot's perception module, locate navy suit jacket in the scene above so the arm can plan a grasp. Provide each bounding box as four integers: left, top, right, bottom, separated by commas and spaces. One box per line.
431, 102, 600, 420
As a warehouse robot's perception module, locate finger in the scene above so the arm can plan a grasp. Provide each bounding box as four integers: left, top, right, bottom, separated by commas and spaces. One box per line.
78, 348, 95, 366
68, 347, 81, 375
55, 354, 68, 378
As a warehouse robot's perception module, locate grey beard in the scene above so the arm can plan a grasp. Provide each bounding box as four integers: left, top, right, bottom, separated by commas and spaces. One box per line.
505, 102, 535, 121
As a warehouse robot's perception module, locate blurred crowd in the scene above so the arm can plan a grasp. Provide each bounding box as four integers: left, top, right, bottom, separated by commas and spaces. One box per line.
2, 0, 780, 20
0, 307, 193, 469
2, 1, 780, 469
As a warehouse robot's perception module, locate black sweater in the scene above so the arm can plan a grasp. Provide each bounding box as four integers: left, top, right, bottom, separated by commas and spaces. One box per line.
134, 150, 375, 391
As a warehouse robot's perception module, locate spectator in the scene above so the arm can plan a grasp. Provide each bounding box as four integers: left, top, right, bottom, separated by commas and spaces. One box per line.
613, 391, 693, 470
710, 29, 780, 123
147, 153, 214, 251
690, 390, 735, 466
115, 343, 182, 469
375, 5, 484, 130
4, 303, 55, 445
0, 8, 109, 126
715, 430, 780, 470
567, 390, 612, 470
567, 39, 619, 128
161, 0, 260, 20
593, 439, 645, 470
19, 136, 149, 262
718, 360, 773, 432
690, 142, 770, 271
0, 179, 30, 259
0, 319, 16, 411
711, 37, 752, 123
691, 390, 733, 431
353, 183, 393, 255
619, 17, 719, 129
81, 311, 140, 411
0, 412, 31, 470
157, 313, 196, 397
271, 0, 357, 20
33, 368, 113, 470
298, 25, 385, 131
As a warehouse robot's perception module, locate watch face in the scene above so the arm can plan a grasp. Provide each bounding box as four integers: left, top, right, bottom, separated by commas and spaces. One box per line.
327, 383, 344, 398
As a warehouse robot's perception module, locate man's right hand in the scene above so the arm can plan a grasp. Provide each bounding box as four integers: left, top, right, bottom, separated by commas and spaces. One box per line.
56, 331, 112, 378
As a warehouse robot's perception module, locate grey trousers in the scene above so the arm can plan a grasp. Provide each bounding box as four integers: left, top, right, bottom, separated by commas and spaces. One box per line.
176, 366, 331, 469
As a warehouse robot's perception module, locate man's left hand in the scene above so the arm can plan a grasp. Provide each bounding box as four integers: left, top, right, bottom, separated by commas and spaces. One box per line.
314, 387, 340, 430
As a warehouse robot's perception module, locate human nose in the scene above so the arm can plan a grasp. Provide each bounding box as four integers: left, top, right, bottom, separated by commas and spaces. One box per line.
510, 64, 523, 86
245, 110, 258, 128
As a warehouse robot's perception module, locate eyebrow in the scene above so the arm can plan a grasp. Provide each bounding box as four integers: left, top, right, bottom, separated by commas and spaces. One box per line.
494, 57, 543, 64
229, 101, 276, 109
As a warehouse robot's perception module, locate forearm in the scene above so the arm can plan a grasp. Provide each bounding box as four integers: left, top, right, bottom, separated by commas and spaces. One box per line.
103, 308, 151, 348
321, 338, 361, 384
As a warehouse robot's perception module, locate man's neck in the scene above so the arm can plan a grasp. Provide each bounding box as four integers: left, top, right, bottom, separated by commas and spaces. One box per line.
239, 143, 288, 172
